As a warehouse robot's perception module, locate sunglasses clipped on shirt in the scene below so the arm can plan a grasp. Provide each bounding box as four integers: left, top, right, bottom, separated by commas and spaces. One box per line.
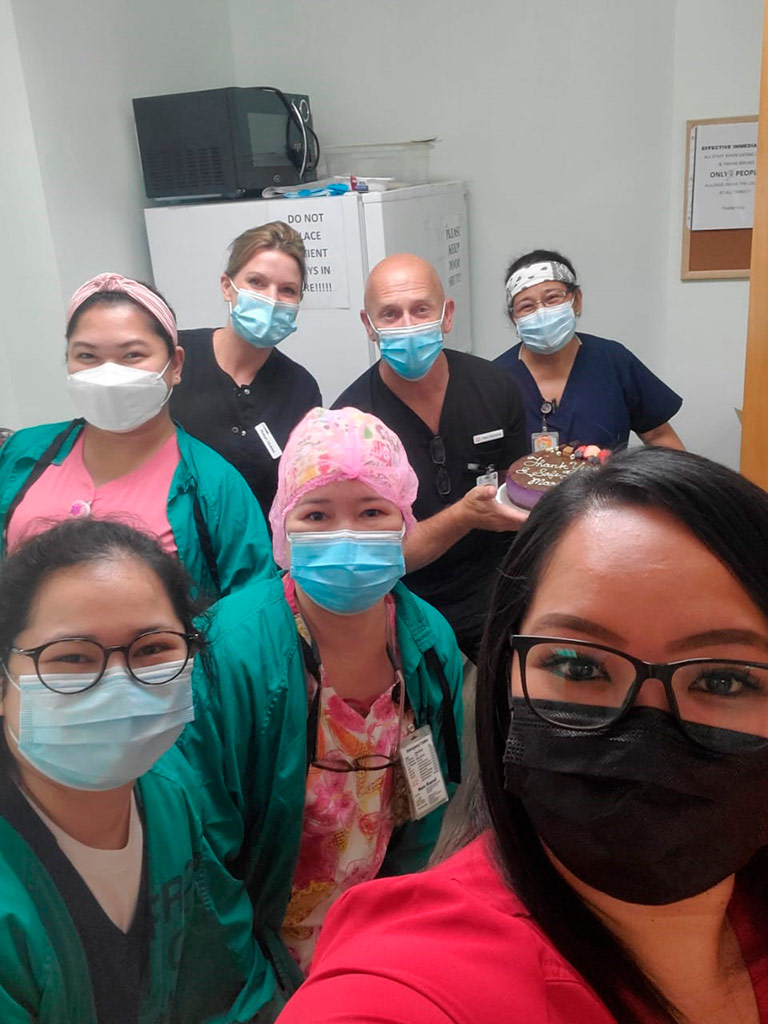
429, 435, 451, 499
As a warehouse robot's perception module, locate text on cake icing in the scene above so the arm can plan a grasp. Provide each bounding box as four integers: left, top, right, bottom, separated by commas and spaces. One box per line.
515, 455, 578, 487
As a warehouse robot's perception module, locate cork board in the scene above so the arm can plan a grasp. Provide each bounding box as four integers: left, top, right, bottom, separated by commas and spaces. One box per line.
681, 116, 757, 280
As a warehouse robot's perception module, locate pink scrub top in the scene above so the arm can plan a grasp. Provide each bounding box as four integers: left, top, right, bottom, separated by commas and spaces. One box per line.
7, 432, 181, 554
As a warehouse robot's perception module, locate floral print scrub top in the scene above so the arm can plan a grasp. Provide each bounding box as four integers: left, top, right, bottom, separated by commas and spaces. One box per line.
280, 574, 414, 973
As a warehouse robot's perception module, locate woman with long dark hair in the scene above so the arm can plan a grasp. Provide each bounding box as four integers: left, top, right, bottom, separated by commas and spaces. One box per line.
278, 446, 768, 1024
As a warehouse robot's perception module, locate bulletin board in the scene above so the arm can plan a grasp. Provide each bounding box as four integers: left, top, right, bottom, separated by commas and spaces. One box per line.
681, 116, 758, 280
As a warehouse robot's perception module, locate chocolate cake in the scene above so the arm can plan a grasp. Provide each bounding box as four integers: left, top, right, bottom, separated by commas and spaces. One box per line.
502, 445, 609, 511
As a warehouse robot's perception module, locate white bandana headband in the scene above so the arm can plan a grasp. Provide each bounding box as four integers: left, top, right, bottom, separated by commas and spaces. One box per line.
505, 261, 577, 305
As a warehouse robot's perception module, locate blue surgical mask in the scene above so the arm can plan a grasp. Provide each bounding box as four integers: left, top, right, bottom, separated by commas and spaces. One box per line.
229, 279, 299, 348
515, 301, 576, 355
372, 308, 445, 381
289, 529, 406, 615
6, 660, 195, 791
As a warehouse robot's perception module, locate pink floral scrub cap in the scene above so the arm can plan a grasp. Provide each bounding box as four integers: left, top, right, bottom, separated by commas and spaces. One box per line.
270, 406, 419, 568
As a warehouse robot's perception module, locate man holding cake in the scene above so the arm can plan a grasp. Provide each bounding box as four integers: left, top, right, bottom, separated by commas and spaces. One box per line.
333, 253, 528, 662
495, 249, 684, 454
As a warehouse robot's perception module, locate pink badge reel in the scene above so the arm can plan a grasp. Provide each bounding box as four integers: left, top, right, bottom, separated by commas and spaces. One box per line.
69, 499, 92, 519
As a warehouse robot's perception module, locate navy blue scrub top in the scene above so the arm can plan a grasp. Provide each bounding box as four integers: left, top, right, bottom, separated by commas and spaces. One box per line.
494, 333, 682, 450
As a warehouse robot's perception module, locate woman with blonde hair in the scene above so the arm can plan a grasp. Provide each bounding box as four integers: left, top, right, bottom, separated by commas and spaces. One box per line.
171, 221, 322, 518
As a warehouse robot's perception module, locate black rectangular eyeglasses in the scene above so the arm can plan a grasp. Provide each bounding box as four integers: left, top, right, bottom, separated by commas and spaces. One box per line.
510, 634, 768, 753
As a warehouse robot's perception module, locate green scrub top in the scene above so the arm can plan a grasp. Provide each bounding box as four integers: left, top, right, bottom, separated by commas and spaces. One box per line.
0, 750, 280, 1023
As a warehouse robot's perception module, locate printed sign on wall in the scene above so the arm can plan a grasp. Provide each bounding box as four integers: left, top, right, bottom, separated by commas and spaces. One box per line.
689, 121, 758, 231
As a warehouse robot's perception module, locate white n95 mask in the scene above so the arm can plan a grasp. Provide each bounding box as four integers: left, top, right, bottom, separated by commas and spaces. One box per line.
67, 359, 172, 433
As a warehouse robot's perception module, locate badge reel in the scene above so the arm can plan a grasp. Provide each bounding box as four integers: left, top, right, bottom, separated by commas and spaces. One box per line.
398, 725, 449, 820
531, 399, 559, 452
476, 465, 498, 488
472, 427, 504, 488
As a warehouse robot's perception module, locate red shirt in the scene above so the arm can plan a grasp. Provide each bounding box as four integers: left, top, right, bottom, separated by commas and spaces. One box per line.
277, 834, 768, 1024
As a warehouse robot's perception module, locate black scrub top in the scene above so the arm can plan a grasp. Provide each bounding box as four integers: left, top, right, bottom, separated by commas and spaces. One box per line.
171, 329, 322, 520
334, 349, 527, 660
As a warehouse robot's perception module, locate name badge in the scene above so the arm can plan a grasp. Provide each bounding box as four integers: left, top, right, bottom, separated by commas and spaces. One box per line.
476, 470, 499, 488
255, 422, 282, 460
473, 428, 504, 445
398, 725, 449, 820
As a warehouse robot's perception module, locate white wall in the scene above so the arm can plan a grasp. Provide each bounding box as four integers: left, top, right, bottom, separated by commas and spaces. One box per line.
228, 0, 676, 384
662, 0, 763, 467
1, 0, 762, 457
2, 0, 236, 426
0, 0, 65, 427
228, 0, 764, 462
11, 0, 237, 301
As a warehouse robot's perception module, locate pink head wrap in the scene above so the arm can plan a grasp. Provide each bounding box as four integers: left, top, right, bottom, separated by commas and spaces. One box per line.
269, 407, 419, 568
66, 273, 178, 345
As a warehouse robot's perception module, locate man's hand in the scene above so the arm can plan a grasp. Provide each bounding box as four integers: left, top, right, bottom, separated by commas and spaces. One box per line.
459, 485, 529, 533
403, 485, 528, 573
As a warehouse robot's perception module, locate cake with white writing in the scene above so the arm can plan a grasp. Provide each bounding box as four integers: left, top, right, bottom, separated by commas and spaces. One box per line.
502, 445, 610, 511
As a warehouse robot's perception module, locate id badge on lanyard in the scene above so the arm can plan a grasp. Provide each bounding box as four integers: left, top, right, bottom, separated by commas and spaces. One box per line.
398, 726, 449, 820
300, 624, 448, 821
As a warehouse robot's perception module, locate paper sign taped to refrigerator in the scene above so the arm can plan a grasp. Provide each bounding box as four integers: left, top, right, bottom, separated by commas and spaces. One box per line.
444, 214, 463, 290
282, 199, 350, 308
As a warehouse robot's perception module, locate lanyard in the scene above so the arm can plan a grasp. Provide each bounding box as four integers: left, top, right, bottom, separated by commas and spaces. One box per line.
301, 627, 407, 771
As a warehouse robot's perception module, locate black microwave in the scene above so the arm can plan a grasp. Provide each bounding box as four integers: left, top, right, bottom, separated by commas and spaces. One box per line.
132, 86, 318, 201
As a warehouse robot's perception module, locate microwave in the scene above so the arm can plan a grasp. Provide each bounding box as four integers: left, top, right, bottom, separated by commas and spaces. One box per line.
132, 86, 318, 201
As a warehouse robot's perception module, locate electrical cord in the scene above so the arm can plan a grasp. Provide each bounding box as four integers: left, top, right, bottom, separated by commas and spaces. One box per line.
307, 125, 320, 176
290, 101, 308, 179
258, 85, 318, 182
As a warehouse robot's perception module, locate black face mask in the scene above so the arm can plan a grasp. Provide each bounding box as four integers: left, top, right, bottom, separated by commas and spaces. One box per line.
503, 701, 768, 905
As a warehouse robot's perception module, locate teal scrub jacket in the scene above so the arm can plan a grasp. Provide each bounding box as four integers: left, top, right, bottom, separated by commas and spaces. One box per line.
176, 574, 465, 993
0, 420, 276, 598
0, 749, 280, 1023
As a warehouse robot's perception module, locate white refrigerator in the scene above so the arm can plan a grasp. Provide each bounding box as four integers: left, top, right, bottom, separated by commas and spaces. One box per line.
143, 181, 471, 404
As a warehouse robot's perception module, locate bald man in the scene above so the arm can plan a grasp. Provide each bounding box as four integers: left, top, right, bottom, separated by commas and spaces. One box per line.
333, 254, 527, 660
